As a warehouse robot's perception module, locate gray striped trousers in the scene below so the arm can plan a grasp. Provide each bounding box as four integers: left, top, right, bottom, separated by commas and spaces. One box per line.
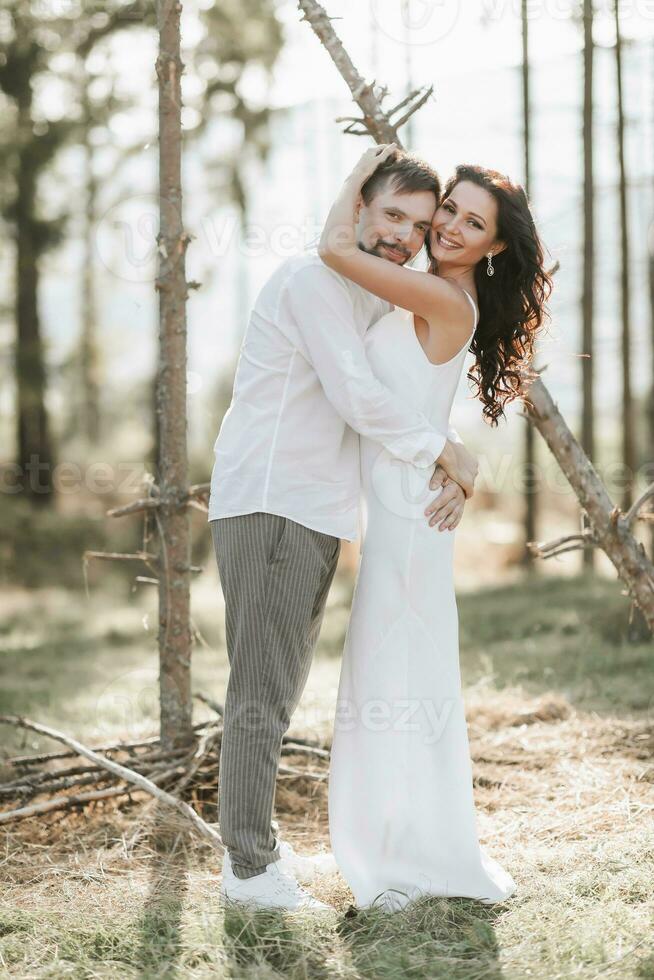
210, 513, 341, 879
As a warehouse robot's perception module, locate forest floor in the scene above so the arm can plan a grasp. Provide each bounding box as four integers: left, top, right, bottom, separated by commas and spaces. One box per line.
1, 571, 653, 979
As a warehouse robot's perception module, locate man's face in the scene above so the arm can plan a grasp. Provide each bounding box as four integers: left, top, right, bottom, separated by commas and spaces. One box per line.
356, 178, 437, 265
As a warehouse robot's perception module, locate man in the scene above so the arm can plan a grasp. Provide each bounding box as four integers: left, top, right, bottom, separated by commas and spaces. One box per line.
208, 150, 478, 911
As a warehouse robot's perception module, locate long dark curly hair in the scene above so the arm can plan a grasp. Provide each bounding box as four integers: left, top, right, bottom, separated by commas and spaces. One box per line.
426, 164, 553, 426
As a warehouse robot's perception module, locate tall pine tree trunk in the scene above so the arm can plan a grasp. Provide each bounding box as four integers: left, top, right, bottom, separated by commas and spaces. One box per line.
15, 92, 55, 504
648, 41, 654, 560
155, 0, 193, 750
80, 75, 101, 445
581, 0, 596, 568
615, 0, 635, 511
402, 0, 415, 147
521, 0, 538, 567
649, 209, 654, 557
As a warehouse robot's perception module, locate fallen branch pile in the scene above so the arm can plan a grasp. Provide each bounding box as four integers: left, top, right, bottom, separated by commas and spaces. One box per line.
0, 695, 330, 832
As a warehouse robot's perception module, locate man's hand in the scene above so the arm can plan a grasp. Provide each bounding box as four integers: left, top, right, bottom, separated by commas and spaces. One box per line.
432, 440, 478, 499
424, 469, 466, 530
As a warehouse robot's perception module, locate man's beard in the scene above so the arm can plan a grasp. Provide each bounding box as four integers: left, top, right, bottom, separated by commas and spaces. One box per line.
358, 240, 411, 263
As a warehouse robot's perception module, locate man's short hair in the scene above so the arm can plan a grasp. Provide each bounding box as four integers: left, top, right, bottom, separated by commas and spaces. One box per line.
360, 149, 441, 206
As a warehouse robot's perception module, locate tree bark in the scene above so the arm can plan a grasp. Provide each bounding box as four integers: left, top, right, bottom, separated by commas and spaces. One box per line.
155, 0, 193, 750
614, 0, 636, 511
521, 0, 538, 569
649, 219, 654, 560
80, 71, 101, 445
581, 0, 596, 569
648, 44, 654, 561
524, 377, 654, 628
15, 90, 55, 504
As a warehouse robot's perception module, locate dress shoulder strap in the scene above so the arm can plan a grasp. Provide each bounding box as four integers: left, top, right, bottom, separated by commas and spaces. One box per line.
461, 288, 478, 332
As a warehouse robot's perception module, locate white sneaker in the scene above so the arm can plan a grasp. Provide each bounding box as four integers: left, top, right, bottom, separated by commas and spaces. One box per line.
220, 853, 333, 912
222, 840, 337, 885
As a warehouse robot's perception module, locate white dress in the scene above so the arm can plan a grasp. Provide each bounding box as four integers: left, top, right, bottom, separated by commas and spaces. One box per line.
328, 294, 517, 912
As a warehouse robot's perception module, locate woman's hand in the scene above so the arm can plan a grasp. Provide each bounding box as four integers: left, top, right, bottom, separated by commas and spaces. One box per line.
348, 143, 397, 189
424, 474, 466, 531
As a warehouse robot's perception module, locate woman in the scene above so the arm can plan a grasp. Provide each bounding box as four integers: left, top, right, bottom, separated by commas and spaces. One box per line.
320, 144, 552, 911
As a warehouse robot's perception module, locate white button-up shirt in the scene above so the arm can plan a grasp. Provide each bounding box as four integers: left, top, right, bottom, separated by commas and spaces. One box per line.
207, 250, 455, 541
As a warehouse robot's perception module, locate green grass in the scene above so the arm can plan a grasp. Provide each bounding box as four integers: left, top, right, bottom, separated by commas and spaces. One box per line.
458, 573, 653, 715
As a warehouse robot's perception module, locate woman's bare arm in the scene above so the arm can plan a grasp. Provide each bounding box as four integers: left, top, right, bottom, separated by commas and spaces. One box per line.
318, 145, 472, 330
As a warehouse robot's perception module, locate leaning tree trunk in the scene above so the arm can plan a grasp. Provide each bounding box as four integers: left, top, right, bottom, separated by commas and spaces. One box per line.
524, 377, 654, 627
581, 0, 596, 569
297, 0, 654, 632
15, 92, 55, 504
521, 0, 538, 568
154, 0, 193, 750
615, 0, 636, 512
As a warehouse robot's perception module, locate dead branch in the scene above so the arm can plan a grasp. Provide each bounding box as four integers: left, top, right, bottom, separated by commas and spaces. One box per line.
83, 550, 158, 564
0, 707, 331, 825
187, 499, 208, 514
278, 766, 326, 782
391, 86, 434, 132
0, 715, 224, 845
3, 720, 212, 769
523, 378, 654, 625
104, 482, 211, 521
281, 742, 330, 760
0, 759, 182, 800
165, 721, 221, 798
106, 498, 161, 519
333, 85, 433, 139
298, 0, 406, 142
0, 766, 185, 825
527, 531, 596, 560
625, 482, 654, 528
193, 692, 224, 717
188, 482, 210, 499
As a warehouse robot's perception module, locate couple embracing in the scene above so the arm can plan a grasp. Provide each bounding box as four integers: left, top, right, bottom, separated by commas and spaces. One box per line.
208, 144, 551, 912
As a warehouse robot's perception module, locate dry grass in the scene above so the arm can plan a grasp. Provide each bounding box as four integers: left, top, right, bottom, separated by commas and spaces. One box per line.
1, 573, 653, 978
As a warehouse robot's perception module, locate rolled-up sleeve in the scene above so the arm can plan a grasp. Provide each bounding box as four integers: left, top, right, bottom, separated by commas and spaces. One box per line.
277, 263, 447, 468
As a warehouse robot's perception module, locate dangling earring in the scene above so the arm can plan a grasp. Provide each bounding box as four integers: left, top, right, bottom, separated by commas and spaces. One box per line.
486, 252, 495, 277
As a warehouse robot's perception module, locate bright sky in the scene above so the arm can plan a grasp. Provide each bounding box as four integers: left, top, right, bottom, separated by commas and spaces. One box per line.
267, 0, 654, 108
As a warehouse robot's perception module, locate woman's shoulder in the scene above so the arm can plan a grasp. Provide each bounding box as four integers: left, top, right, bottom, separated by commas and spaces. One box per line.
426, 279, 477, 330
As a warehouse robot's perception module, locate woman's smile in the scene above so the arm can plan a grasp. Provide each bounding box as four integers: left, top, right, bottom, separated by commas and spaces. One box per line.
435, 231, 462, 251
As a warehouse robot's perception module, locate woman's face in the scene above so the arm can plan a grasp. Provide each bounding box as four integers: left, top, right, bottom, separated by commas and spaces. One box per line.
430, 180, 504, 268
